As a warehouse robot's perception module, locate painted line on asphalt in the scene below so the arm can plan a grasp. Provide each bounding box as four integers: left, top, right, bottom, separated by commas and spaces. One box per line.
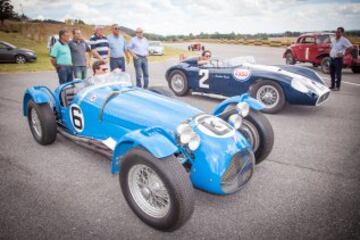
343, 81, 360, 86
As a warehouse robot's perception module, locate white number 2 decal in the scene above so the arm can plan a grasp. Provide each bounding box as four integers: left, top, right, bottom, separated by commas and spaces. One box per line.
199, 69, 209, 89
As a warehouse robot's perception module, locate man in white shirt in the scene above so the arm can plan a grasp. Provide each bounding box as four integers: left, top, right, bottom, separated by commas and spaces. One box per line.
329, 27, 353, 91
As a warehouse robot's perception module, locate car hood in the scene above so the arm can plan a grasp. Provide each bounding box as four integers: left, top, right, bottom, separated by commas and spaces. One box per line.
79, 87, 202, 132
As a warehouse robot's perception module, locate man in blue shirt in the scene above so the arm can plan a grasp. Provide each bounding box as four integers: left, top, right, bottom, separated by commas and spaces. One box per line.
128, 27, 150, 88
50, 30, 73, 84
329, 27, 353, 91
107, 24, 130, 72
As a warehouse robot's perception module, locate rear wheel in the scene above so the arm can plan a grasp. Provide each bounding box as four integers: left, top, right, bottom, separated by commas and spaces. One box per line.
168, 70, 189, 96
27, 100, 57, 145
285, 52, 296, 65
250, 80, 286, 114
120, 148, 194, 231
321, 57, 330, 74
15, 55, 26, 64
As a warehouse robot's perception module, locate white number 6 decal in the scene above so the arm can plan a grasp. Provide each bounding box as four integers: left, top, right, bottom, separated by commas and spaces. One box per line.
70, 104, 84, 132
199, 69, 209, 89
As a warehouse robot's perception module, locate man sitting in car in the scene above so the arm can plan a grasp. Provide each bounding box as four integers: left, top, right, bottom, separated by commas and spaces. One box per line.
197, 50, 212, 66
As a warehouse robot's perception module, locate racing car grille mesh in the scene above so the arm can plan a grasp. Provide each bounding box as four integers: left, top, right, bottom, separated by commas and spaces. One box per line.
221, 150, 255, 194
317, 92, 330, 105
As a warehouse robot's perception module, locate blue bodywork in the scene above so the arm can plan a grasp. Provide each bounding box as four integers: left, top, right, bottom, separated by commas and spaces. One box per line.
166, 57, 330, 106
23, 75, 261, 195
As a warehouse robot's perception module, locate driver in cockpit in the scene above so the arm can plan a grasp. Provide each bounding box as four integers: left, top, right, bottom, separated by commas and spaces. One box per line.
84, 60, 109, 86
197, 50, 212, 66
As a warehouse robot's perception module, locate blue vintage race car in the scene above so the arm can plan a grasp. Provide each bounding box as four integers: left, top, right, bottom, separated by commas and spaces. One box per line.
166, 56, 331, 113
23, 72, 274, 231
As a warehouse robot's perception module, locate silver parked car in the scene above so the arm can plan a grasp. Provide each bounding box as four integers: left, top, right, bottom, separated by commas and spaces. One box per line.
148, 41, 164, 56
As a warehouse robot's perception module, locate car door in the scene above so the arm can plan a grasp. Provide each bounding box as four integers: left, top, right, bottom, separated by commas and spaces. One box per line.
302, 36, 316, 62
0, 43, 11, 62
291, 37, 304, 61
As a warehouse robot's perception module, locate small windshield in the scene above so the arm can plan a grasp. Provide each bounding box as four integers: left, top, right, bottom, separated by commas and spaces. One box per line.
209, 56, 256, 68
85, 71, 134, 87
149, 41, 161, 46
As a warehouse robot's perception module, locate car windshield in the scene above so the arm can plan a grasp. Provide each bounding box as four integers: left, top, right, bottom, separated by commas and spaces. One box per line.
210, 56, 256, 68
86, 71, 134, 87
2, 41, 16, 49
149, 41, 161, 46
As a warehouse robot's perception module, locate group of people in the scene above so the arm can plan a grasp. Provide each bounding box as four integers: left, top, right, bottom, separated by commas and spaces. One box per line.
50, 25, 150, 88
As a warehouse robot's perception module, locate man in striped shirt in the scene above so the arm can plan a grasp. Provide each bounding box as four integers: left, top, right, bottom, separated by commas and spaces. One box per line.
89, 26, 110, 63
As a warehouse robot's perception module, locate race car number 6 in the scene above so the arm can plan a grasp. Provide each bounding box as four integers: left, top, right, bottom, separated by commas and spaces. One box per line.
199, 69, 209, 89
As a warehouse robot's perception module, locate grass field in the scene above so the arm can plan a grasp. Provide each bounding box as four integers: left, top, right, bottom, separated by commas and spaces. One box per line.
0, 31, 190, 73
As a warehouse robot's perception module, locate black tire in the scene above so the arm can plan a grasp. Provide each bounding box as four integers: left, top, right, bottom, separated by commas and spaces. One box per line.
250, 80, 286, 114
15, 55, 26, 64
148, 86, 175, 98
285, 51, 296, 65
27, 100, 57, 145
119, 148, 194, 231
321, 57, 330, 74
351, 67, 360, 73
167, 70, 189, 96
239, 110, 274, 164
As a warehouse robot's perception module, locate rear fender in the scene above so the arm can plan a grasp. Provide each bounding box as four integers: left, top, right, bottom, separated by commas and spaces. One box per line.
111, 127, 178, 174
212, 93, 264, 115
23, 86, 57, 116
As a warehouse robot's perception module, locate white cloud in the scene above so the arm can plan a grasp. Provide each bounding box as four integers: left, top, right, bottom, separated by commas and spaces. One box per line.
11, 0, 360, 35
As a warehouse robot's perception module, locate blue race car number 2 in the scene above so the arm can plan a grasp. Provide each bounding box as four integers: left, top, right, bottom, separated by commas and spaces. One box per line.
199, 69, 210, 88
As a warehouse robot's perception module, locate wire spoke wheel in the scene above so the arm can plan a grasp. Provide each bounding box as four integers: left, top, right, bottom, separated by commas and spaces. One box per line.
256, 85, 280, 109
171, 74, 185, 93
30, 107, 42, 138
128, 164, 171, 218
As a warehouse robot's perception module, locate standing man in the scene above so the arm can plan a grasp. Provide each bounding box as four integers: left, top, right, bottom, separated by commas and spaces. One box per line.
89, 26, 110, 64
128, 27, 149, 88
50, 30, 73, 84
107, 24, 130, 72
69, 28, 91, 80
329, 27, 353, 91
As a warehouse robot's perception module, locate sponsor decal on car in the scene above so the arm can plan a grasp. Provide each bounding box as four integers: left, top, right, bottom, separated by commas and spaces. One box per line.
233, 68, 251, 81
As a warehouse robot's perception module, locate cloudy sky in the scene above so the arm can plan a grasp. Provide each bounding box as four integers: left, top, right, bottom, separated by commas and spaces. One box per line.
12, 0, 360, 35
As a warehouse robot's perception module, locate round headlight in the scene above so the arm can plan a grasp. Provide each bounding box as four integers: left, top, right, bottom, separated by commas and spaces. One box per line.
228, 114, 243, 129
176, 123, 192, 135
188, 133, 201, 151
236, 102, 249, 117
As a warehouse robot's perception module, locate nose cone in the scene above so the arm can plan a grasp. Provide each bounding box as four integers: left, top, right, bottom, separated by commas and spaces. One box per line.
189, 128, 255, 195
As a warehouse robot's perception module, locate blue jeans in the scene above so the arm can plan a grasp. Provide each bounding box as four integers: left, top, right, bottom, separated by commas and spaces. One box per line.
73, 66, 87, 80
110, 57, 125, 71
330, 57, 343, 88
57, 65, 73, 84
133, 56, 149, 88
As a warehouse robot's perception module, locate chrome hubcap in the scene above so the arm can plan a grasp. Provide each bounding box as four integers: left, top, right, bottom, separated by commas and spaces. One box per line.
128, 164, 170, 218
31, 108, 42, 137
171, 74, 185, 93
16, 56, 26, 64
240, 120, 260, 152
256, 85, 279, 109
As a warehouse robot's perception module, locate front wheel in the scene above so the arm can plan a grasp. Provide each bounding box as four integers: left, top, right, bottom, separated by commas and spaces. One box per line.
321, 57, 330, 74
120, 148, 194, 231
15, 55, 26, 64
250, 80, 286, 114
27, 100, 57, 145
168, 70, 189, 96
285, 52, 296, 65
239, 110, 274, 164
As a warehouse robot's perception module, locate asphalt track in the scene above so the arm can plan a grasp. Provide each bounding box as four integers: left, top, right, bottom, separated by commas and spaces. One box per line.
0, 43, 359, 240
